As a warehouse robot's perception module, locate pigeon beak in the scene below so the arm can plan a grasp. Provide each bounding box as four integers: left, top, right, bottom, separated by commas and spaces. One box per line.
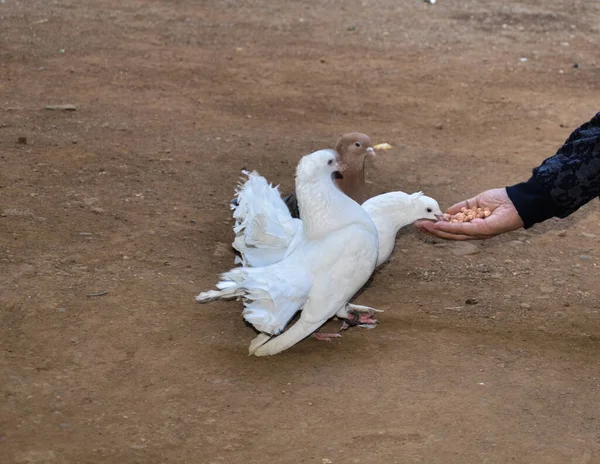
434, 213, 446, 222
366, 147, 376, 157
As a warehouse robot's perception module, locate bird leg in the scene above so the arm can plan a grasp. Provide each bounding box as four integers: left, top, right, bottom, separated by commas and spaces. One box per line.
312, 303, 384, 340
337, 304, 383, 331
311, 332, 342, 342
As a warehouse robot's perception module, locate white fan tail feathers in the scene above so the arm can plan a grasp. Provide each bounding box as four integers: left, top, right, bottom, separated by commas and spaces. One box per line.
242, 268, 311, 335
196, 265, 312, 335
195, 278, 247, 303
231, 170, 300, 267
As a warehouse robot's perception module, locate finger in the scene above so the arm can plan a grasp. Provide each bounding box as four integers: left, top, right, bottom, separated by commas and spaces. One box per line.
433, 218, 488, 236
425, 229, 482, 241
415, 221, 482, 241
446, 196, 479, 214
415, 220, 480, 240
414, 220, 436, 229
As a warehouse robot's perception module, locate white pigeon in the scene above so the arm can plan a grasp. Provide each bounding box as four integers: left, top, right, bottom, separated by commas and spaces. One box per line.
196, 149, 379, 356
230, 173, 443, 328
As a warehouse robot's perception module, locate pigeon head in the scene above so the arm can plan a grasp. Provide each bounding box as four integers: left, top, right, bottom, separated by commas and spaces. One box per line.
335, 132, 375, 174
409, 192, 444, 221
296, 149, 341, 183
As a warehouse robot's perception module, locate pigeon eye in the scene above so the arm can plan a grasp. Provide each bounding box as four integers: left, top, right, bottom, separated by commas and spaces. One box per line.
327, 159, 333, 166
354, 142, 361, 147
426, 208, 432, 213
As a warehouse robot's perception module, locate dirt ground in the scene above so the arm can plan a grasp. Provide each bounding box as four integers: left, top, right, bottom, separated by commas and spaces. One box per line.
1, 0, 600, 463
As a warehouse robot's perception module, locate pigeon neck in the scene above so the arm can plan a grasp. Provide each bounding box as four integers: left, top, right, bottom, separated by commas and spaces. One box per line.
375, 222, 397, 267
363, 194, 417, 266
371, 212, 410, 266
335, 168, 367, 204
296, 173, 365, 239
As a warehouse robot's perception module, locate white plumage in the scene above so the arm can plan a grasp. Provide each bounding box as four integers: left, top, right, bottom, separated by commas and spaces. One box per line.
196, 149, 379, 356
362, 191, 442, 266
231, 171, 301, 267
232, 175, 443, 269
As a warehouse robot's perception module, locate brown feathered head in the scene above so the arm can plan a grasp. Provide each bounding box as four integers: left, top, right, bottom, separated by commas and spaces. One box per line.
333, 132, 375, 204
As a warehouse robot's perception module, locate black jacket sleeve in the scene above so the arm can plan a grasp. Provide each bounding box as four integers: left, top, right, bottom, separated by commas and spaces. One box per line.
506, 112, 600, 228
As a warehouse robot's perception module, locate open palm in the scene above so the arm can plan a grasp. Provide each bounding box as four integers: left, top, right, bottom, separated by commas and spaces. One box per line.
415, 188, 524, 240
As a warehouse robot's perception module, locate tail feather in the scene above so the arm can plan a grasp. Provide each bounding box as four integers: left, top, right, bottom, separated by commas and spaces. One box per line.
232, 235, 292, 267
195, 265, 311, 336
252, 318, 324, 356
195, 279, 248, 303
230, 170, 299, 267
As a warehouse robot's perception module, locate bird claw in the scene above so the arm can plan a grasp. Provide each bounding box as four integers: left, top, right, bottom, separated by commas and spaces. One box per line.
356, 323, 378, 329
341, 309, 380, 331
312, 332, 342, 342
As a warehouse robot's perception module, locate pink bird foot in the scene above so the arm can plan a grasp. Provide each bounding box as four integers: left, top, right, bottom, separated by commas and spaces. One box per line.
341, 309, 380, 331
312, 332, 342, 342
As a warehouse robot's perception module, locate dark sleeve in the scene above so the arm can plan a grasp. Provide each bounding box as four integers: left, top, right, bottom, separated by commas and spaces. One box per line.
506, 112, 600, 228
281, 192, 300, 219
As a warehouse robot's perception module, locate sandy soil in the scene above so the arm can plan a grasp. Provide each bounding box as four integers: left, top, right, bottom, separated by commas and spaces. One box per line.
1, 1, 599, 463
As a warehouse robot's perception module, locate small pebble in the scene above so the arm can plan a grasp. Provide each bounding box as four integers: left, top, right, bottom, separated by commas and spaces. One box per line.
465, 298, 478, 305
347, 25, 356, 31
57, 307, 67, 313
557, 231, 567, 237
520, 303, 531, 309
44, 104, 77, 111
579, 255, 590, 261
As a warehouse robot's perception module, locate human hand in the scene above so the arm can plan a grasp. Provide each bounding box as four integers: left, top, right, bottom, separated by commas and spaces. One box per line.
414, 188, 524, 240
